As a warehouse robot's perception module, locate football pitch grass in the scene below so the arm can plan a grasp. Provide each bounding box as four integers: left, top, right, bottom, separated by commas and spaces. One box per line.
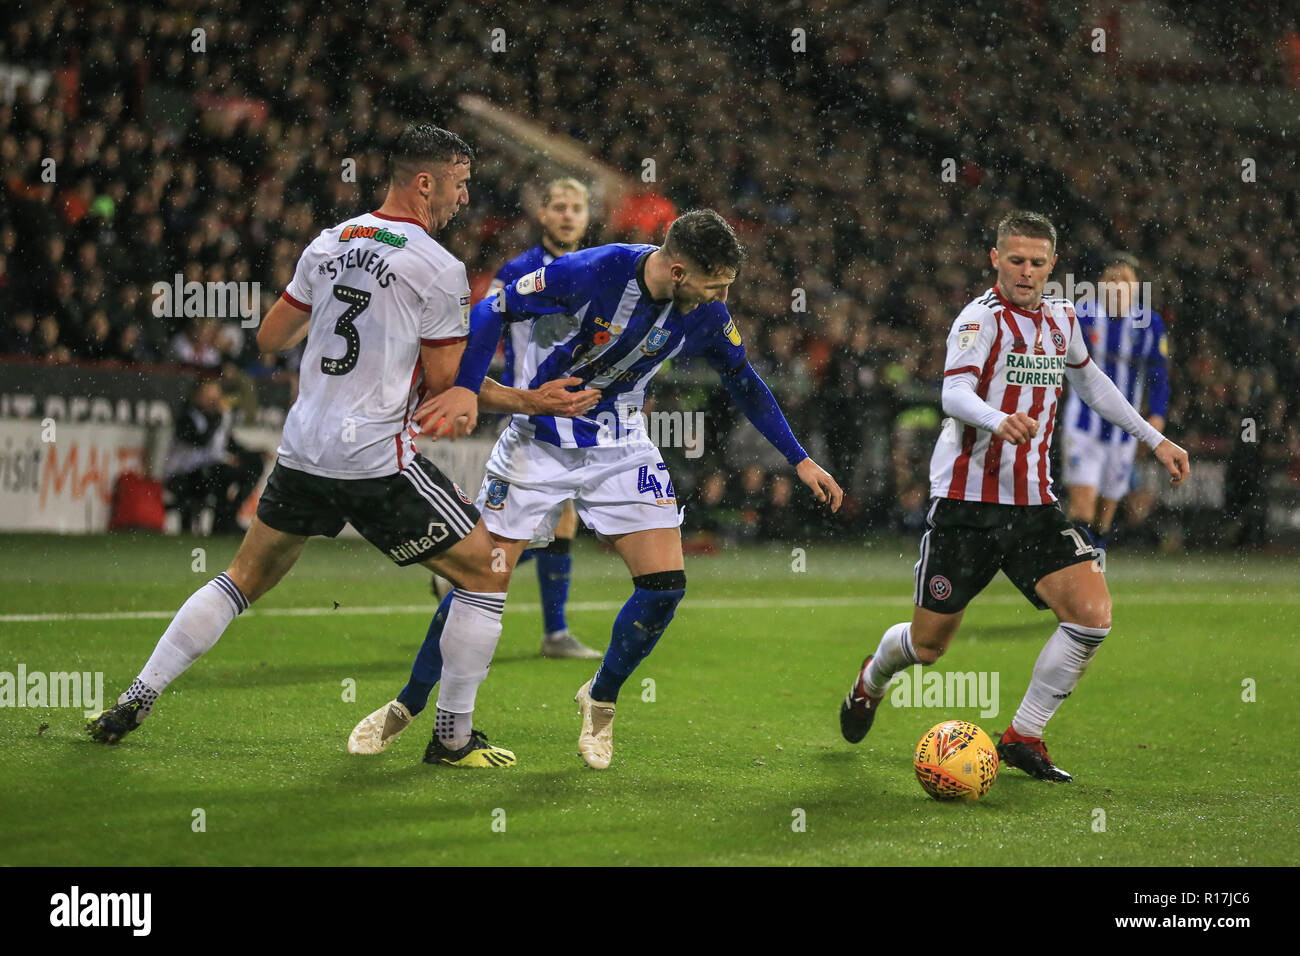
1, 532, 1294, 867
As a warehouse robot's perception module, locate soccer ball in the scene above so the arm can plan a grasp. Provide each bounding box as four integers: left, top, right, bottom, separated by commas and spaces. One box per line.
913, 720, 999, 801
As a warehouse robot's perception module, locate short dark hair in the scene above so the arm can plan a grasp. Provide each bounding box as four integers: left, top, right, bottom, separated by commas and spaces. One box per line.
662, 209, 746, 276
388, 124, 473, 184
996, 210, 1057, 251
1101, 251, 1140, 277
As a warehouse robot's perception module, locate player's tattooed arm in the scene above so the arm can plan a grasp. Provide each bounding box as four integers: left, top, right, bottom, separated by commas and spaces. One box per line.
478, 377, 602, 417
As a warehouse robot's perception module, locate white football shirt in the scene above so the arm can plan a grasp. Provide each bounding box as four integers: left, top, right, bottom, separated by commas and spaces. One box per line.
929, 287, 1090, 505
276, 212, 470, 479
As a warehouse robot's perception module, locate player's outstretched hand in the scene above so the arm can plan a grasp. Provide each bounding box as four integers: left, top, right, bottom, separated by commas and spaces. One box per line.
528, 377, 602, 417
415, 386, 478, 441
1154, 439, 1190, 487
796, 458, 844, 513
995, 411, 1039, 446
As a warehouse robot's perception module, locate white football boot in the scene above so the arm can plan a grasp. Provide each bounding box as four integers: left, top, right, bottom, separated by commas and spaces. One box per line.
574, 679, 616, 769
348, 700, 413, 754
541, 631, 603, 659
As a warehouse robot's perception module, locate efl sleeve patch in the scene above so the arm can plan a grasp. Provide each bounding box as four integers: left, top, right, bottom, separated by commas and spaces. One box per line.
459, 293, 470, 329
957, 321, 981, 350
515, 267, 546, 296
723, 317, 742, 346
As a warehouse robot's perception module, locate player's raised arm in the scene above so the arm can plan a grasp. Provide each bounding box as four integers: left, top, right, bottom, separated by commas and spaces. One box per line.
451, 252, 592, 397
1063, 314, 1189, 486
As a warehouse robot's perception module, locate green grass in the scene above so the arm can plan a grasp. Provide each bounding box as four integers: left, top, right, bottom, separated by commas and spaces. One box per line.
0, 532, 1295, 866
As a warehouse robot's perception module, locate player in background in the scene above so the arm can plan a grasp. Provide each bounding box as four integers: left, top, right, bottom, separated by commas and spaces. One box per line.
428, 177, 602, 661
359, 210, 843, 769
1063, 253, 1169, 552
87, 124, 596, 768
838, 211, 1189, 782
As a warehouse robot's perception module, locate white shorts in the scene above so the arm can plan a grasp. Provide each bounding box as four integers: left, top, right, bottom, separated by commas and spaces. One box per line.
474, 425, 684, 548
1064, 429, 1139, 501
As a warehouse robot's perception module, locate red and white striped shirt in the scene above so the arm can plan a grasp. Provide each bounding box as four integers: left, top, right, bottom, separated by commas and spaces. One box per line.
929, 287, 1091, 505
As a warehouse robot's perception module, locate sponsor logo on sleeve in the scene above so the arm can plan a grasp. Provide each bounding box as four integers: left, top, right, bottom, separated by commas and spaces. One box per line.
723, 317, 742, 346
459, 293, 470, 329
515, 268, 546, 296
957, 321, 980, 351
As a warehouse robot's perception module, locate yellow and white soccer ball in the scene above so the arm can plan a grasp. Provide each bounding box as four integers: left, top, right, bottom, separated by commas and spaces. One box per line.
913, 720, 999, 801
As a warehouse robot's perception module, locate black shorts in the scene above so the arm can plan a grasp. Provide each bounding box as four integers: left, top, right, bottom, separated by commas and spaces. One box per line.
256, 455, 480, 566
913, 497, 1098, 613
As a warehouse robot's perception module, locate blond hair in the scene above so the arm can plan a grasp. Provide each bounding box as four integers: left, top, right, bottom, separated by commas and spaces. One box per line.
541, 177, 589, 207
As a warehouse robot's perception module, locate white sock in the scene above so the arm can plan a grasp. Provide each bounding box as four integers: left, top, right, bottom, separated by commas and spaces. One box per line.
862, 622, 919, 697
1011, 623, 1110, 737
435, 590, 507, 748
434, 707, 474, 751
135, 573, 248, 698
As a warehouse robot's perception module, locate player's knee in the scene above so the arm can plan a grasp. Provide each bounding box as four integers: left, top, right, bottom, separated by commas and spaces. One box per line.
1070, 595, 1111, 630
632, 569, 686, 598
907, 625, 949, 664
457, 566, 511, 593
1091, 600, 1112, 630
632, 571, 686, 624
911, 641, 946, 665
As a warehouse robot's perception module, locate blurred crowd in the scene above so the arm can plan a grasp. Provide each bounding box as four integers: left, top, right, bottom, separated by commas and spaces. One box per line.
2, 1, 1295, 542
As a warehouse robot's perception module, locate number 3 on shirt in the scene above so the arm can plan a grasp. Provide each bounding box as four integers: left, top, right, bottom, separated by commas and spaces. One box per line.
321, 284, 370, 376
637, 463, 675, 502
